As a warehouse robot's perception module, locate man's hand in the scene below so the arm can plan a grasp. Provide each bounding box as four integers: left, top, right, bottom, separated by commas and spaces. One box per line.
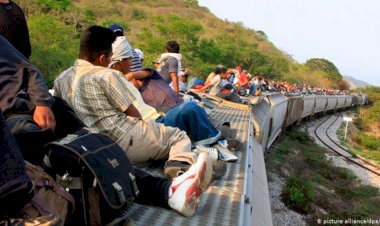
33, 106, 56, 131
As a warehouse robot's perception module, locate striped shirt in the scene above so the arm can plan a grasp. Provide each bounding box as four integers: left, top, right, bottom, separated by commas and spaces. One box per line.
130, 49, 143, 72
54, 59, 138, 141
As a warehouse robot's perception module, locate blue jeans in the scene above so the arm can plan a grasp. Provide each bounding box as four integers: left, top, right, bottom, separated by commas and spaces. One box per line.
249, 83, 257, 95
156, 102, 220, 145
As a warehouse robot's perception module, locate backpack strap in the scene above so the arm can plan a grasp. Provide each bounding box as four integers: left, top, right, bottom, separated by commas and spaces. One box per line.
33, 179, 75, 211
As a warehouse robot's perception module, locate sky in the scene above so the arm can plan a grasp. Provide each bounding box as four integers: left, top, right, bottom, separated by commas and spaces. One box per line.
198, 0, 380, 86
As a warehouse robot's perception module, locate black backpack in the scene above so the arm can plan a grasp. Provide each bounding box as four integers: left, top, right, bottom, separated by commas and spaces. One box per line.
45, 129, 139, 225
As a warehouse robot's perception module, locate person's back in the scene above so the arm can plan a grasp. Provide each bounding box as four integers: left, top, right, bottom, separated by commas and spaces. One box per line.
139, 70, 181, 113
0, 0, 31, 59
55, 60, 138, 141
158, 40, 182, 93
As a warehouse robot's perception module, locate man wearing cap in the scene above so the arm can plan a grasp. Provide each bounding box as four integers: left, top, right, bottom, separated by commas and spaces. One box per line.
108, 37, 228, 148
54, 26, 199, 178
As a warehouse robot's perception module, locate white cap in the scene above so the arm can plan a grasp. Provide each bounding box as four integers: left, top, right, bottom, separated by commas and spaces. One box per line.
109, 36, 133, 67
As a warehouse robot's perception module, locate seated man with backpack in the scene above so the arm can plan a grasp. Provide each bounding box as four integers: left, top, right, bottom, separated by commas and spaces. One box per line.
0, 109, 213, 223
0, 35, 213, 221
54, 26, 217, 179
0, 35, 86, 166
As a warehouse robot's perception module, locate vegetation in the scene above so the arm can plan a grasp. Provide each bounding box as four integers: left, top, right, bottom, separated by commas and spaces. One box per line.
337, 111, 380, 166
282, 175, 315, 213
266, 129, 380, 224
345, 87, 380, 162
16, 0, 348, 88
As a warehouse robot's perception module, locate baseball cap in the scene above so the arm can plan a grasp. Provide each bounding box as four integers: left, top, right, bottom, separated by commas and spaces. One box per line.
108, 24, 124, 36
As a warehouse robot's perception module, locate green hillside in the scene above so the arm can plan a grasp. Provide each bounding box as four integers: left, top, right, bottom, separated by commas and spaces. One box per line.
17, 0, 347, 89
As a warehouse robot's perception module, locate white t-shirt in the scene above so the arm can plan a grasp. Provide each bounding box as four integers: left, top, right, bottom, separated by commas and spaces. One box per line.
209, 75, 222, 96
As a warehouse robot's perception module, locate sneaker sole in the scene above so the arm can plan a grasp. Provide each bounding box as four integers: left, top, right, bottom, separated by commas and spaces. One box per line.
197, 153, 213, 192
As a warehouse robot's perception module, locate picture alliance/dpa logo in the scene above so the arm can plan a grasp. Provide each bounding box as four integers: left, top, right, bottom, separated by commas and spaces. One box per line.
317, 218, 380, 225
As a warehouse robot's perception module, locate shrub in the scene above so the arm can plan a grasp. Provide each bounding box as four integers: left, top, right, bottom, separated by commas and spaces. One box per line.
289, 129, 310, 142
282, 175, 315, 213
356, 133, 380, 151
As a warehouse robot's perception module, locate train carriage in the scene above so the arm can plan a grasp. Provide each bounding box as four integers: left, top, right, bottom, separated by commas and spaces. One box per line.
325, 95, 338, 111
284, 94, 303, 128
266, 94, 288, 149
314, 95, 328, 114
352, 94, 359, 106
344, 95, 353, 108
301, 95, 316, 119
336, 95, 346, 110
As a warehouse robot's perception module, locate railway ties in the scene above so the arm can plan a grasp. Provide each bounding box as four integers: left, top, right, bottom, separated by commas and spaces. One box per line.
313, 114, 380, 177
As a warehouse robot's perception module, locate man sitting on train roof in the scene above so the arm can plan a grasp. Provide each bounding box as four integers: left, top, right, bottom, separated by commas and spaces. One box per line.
195, 66, 244, 103
54, 25, 203, 178
107, 35, 238, 169
107, 25, 234, 150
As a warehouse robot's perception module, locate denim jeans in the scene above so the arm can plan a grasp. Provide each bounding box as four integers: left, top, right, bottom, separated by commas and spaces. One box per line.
156, 102, 220, 145
249, 83, 257, 94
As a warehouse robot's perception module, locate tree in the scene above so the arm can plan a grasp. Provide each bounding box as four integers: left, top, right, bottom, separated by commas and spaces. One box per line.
305, 58, 342, 81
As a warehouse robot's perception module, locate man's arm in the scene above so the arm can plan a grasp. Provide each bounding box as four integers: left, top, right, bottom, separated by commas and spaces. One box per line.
33, 106, 56, 131
125, 69, 152, 81
197, 83, 212, 93
24, 57, 56, 130
123, 104, 141, 118
170, 72, 179, 93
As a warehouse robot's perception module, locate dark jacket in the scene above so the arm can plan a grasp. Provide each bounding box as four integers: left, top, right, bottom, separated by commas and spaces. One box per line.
0, 35, 53, 116
0, 0, 31, 59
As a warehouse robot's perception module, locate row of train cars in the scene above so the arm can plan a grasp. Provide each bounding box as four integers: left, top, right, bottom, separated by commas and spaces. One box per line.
247, 93, 368, 225
252, 93, 368, 151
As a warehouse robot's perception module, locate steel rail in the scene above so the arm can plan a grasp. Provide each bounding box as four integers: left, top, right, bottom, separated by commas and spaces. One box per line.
313, 114, 380, 177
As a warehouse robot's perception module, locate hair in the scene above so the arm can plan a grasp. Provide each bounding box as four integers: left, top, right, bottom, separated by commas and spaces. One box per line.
214, 67, 227, 75
165, 40, 180, 53
79, 26, 116, 62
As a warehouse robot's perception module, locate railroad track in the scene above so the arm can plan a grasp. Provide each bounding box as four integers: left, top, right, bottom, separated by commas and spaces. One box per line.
313, 114, 380, 177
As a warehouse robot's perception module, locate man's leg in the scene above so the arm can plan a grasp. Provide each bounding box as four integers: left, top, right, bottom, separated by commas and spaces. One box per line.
116, 119, 197, 166
156, 102, 220, 146
5, 114, 54, 165
249, 83, 257, 95
133, 168, 170, 208
133, 152, 213, 217
0, 111, 33, 218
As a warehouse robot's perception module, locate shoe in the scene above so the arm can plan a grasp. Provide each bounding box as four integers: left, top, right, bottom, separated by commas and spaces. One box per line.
1, 213, 61, 226
168, 152, 212, 217
226, 138, 243, 151
218, 125, 232, 139
218, 139, 228, 149
193, 145, 226, 179
212, 144, 238, 162
193, 145, 218, 163
164, 161, 191, 178
212, 160, 227, 179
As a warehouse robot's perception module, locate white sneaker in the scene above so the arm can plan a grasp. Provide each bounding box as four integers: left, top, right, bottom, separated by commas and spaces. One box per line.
218, 139, 229, 149
194, 145, 219, 163
168, 152, 212, 217
213, 144, 238, 162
